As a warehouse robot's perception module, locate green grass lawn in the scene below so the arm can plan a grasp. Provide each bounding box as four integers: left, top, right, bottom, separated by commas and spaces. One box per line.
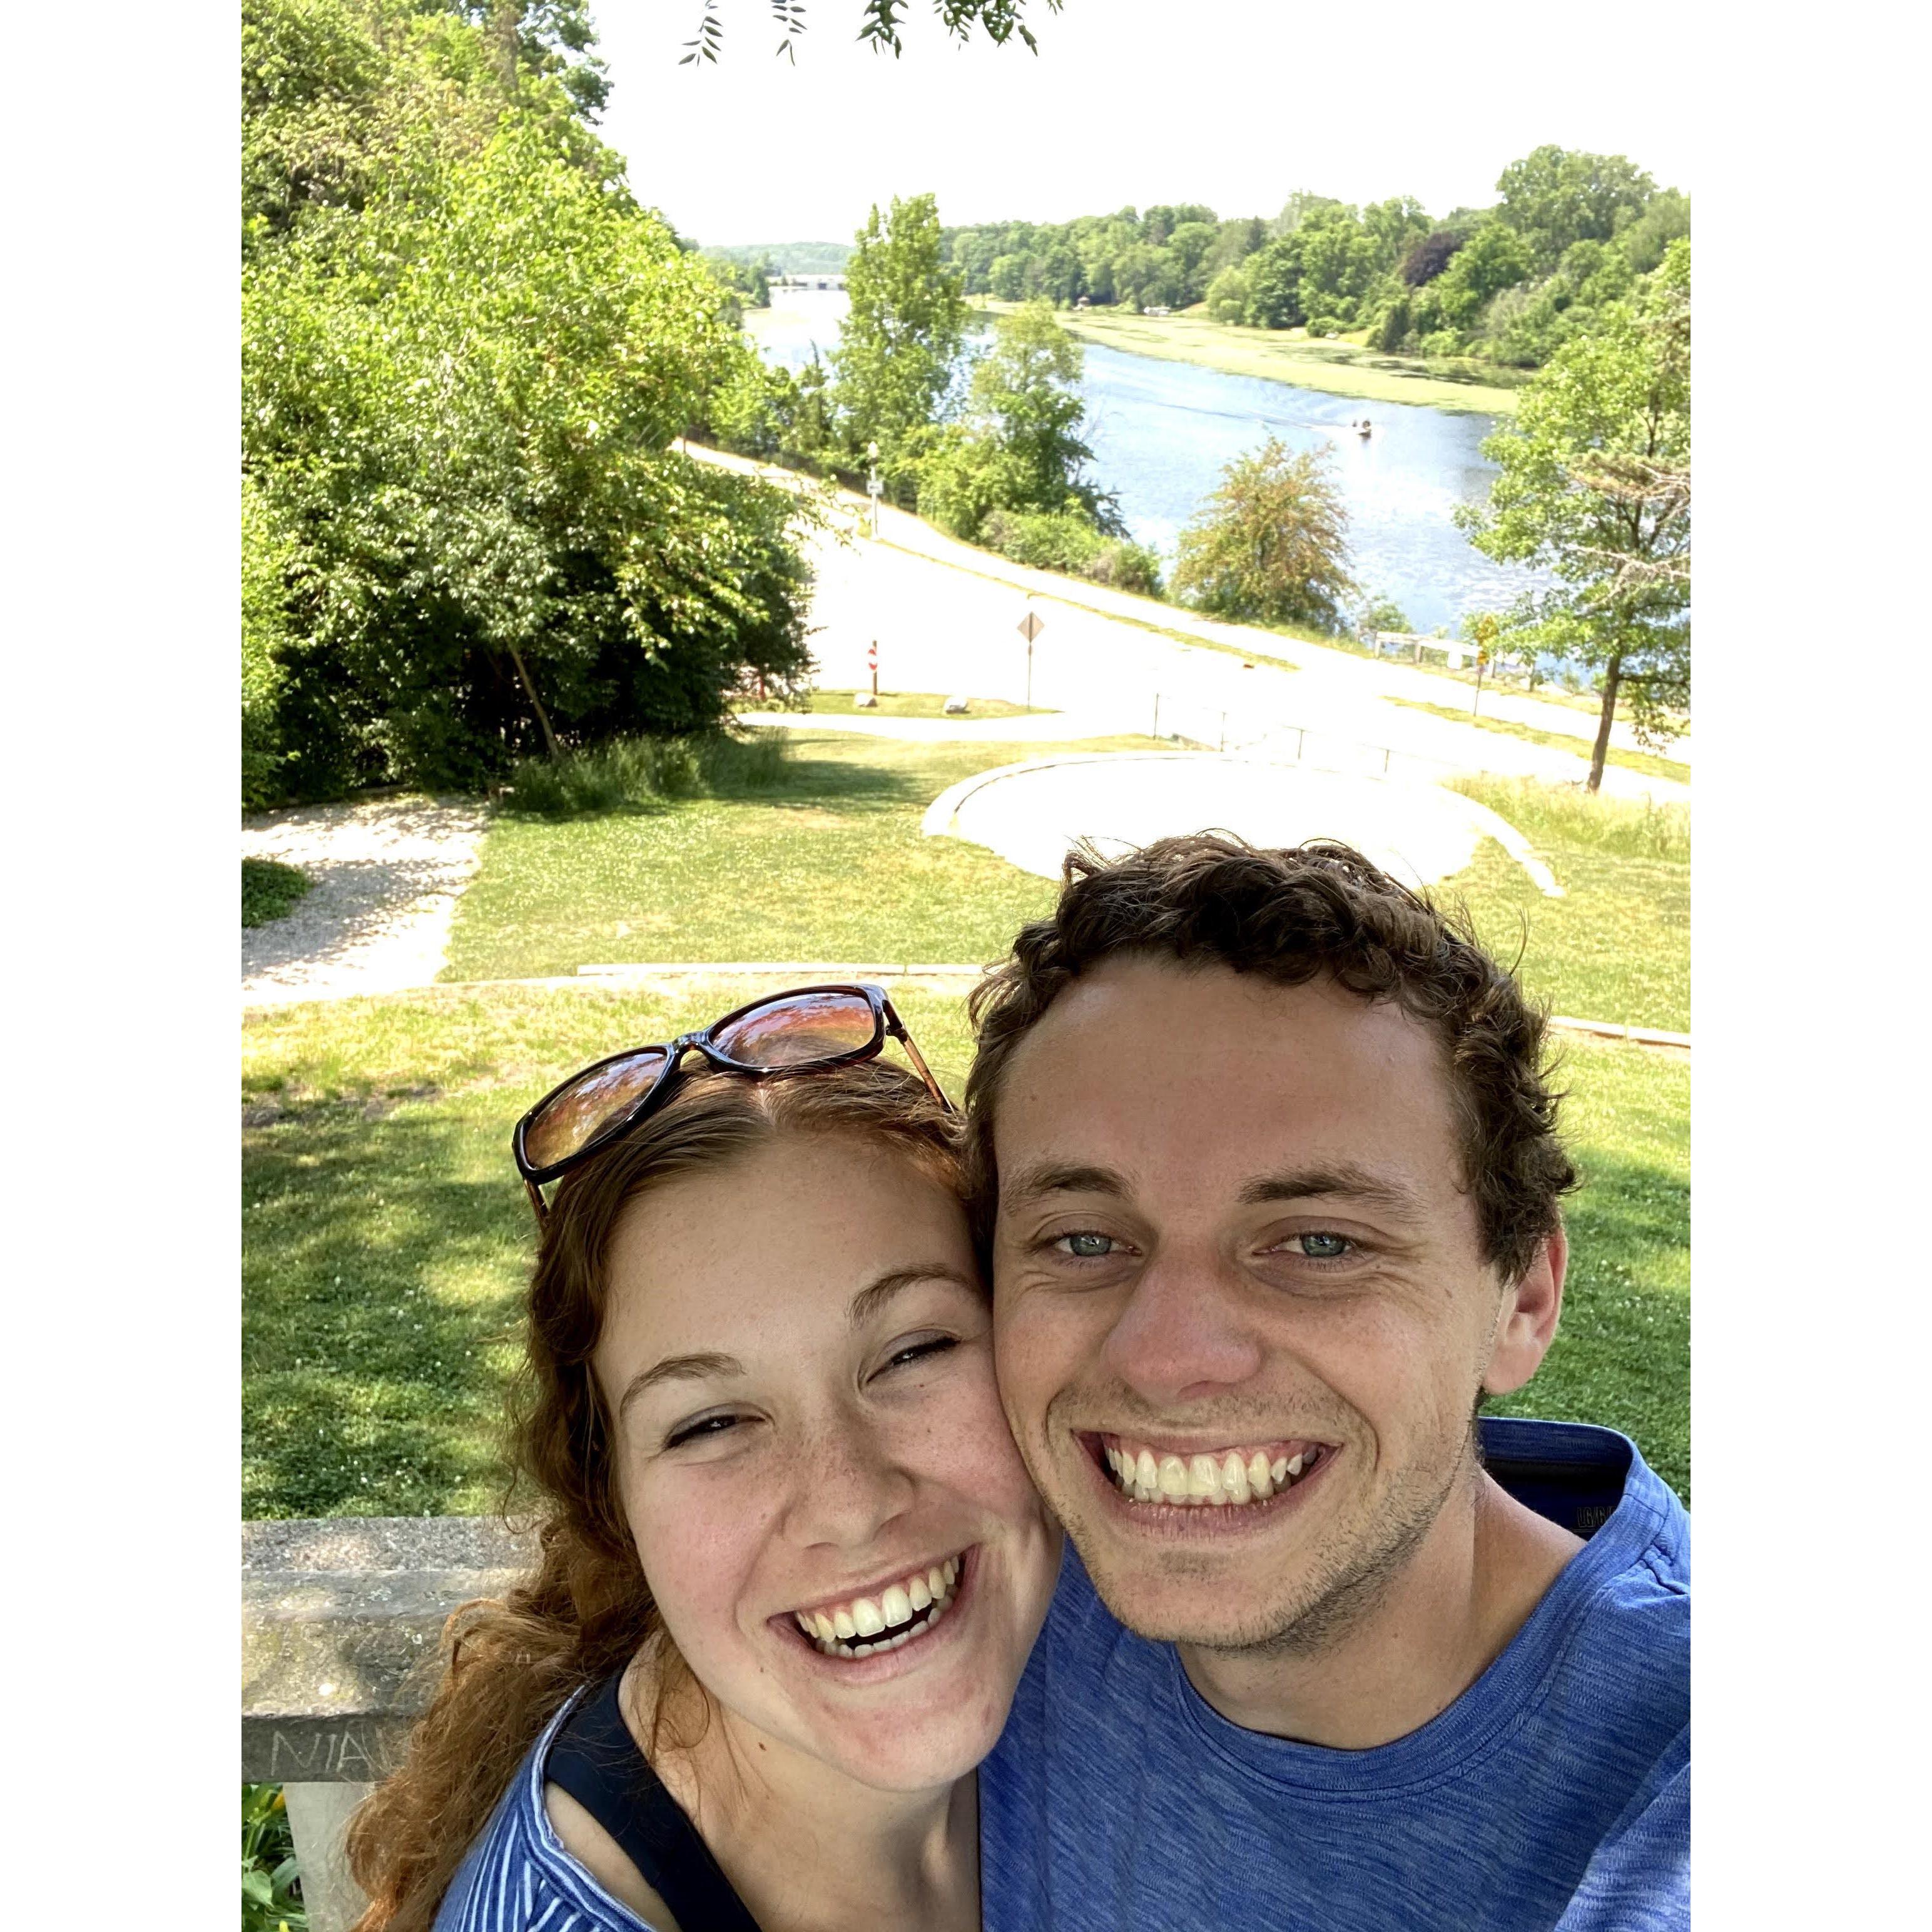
1447, 776, 1689, 1032
444, 732, 1161, 981
1388, 697, 1692, 785
806, 689, 1046, 719
242, 857, 311, 927
243, 984, 1687, 1515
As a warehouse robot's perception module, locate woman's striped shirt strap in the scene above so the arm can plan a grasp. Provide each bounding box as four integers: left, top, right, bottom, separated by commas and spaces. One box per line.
431, 1690, 667, 1932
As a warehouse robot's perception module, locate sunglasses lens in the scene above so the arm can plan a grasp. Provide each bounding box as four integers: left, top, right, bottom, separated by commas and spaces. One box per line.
713, 990, 880, 1068
523, 1047, 669, 1172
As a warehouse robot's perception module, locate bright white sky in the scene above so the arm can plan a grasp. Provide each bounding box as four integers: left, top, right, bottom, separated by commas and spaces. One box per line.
592, 0, 1697, 247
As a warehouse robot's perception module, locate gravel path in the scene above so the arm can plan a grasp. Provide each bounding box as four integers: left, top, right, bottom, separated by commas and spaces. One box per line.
242, 797, 488, 1005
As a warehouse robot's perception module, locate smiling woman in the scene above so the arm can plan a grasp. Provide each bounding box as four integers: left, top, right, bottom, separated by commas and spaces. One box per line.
343, 1051, 1059, 1932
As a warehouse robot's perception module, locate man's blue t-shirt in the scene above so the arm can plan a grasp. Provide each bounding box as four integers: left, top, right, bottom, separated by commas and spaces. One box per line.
979, 1418, 1689, 1932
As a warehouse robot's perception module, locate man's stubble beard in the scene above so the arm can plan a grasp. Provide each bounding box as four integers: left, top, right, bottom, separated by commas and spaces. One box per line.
1033, 1393, 1480, 1662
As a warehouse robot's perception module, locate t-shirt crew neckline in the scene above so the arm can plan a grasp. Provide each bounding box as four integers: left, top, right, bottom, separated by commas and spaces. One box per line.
1157, 1419, 1674, 1801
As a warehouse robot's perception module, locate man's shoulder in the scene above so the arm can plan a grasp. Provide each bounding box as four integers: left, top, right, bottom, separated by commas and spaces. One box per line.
1482, 1416, 1689, 1732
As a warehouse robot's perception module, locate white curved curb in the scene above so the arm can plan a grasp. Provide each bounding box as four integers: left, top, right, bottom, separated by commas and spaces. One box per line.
922, 752, 1564, 898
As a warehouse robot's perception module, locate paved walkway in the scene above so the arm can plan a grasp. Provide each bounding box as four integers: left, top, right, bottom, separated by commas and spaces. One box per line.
922, 752, 1562, 897
683, 442, 1690, 802
242, 797, 487, 1005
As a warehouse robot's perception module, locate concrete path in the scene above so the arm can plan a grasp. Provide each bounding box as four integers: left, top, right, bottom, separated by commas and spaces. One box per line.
686, 442, 1689, 803
923, 753, 1563, 898
243, 797, 487, 1005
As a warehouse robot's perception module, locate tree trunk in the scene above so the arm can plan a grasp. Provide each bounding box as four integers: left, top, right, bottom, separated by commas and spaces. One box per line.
505, 641, 561, 761
1589, 652, 1623, 795
489, 1, 521, 93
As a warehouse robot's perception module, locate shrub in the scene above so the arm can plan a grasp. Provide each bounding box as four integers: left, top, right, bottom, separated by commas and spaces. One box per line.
501, 730, 791, 818
242, 857, 312, 927
242, 1783, 306, 1931
1085, 538, 1165, 596
979, 509, 1165, 597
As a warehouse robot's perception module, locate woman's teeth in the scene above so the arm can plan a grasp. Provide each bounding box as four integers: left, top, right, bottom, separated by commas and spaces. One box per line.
792, 1555, 962, 1659
1102, 1440, 1324, 1506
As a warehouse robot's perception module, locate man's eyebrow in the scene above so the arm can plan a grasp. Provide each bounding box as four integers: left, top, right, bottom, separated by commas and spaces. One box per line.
999, 1163, 1132, 1210
1238, 1166, 1426, 1214
848, 1264, 982, 1329
618, 1351, 744, 1418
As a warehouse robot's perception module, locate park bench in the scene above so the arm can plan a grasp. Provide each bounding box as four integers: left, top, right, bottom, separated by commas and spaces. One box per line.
243, 1515, 539, 1932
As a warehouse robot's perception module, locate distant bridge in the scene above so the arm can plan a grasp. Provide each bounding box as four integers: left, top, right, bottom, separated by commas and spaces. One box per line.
770, 272, 847, 290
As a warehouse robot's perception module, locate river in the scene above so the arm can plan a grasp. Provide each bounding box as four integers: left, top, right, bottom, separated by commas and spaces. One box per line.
742, 290, 1545, 639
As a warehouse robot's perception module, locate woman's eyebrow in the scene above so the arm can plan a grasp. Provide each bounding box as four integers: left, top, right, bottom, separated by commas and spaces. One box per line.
618, 1350, 744, 1418
848, 1264, 982, 1329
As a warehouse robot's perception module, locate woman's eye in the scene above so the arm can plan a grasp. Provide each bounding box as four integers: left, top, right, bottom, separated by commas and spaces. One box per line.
1056, 1232, 1117, 1259
665, 1414, 740, 1449
883, 1336, 957, 1373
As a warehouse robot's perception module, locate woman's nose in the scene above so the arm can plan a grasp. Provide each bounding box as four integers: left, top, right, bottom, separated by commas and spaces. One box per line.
780, 1420, 918, 1552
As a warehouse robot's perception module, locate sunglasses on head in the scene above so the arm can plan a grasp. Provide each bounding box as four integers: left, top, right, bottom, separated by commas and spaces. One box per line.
511, 984, 952, 1222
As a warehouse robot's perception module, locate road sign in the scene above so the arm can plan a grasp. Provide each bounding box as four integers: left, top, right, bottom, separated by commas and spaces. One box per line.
1017, 611, 1045, 643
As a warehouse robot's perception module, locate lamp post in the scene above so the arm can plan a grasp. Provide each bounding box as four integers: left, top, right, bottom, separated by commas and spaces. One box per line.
866, 440, 882, 539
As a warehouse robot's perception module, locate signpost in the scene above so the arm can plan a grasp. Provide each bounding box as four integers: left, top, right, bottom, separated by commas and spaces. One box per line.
867, 639, 878, 701
1017, 608, 1044, 712
1470, 613, 1499, 718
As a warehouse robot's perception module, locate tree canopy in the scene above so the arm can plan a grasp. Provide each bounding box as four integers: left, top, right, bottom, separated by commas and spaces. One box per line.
1172, 438, 1356, 633
242, 0, 813, 804
942, 147, 1685, 369
831, 193, 969, 482
679, 0, 1062, 64
1460, 240, 1690, 790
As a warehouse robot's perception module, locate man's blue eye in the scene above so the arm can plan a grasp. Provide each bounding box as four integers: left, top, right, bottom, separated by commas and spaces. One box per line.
1299, 1233, 1350, 1259
1062, 1233, 1114, 1258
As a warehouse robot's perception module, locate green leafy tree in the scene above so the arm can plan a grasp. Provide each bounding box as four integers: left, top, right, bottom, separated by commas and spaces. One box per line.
833, 192, 967, 491
1172, 437, 1356, 631
1495, 145, 1657, 275
915, 302, 1107, 539
1205, 260, 1253, 324
1242, 236, 1304, 328
1459, 240, 1690, 791
965, 300, 1104, 514
679, 0, 1063, 64
1426, 220, 1532, 333
245, 107, 812, 795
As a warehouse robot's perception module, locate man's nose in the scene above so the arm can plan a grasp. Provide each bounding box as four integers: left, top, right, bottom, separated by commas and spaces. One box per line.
1099, 1253, 1264, 1407
781, 1418, 918, 1551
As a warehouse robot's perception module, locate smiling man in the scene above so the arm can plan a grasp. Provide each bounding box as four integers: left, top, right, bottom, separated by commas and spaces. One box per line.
967, 835, 1689, 1931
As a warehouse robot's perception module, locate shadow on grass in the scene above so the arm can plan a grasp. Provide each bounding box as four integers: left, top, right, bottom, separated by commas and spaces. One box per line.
744, 750, 930, 809
243, 1101, 531, 1519
1488, 1144, 1690, 1505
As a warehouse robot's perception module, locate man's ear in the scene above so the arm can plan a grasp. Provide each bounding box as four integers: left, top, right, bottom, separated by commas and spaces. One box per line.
1482, 1226, 1567, 1397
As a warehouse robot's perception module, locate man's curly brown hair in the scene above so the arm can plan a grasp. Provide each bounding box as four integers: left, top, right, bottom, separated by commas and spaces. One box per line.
964, 833, 1577, 1283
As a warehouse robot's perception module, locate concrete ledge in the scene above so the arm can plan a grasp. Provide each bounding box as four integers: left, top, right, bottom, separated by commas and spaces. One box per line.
242, 1516, 537, 1782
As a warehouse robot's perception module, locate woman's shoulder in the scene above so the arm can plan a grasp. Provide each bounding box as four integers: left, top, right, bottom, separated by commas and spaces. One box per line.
432, 1689, 669, 1932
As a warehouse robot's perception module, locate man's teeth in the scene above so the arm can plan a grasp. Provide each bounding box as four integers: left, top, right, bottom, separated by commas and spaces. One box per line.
1102, 1440, 1322, 1506
792, 1555, 962, 1659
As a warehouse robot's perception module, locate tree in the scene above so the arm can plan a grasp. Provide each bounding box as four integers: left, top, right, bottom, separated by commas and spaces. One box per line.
243, 77, 813, 796
833, 193, 968, 490
1172, 437, 1356, 631
1242, 237, 1304, 328
967, 301, 1104, 515
1458, 241, 1690, 792
914, 302, 1107, 541
679, 0, 1064, 64
1495, 145, 1657, 275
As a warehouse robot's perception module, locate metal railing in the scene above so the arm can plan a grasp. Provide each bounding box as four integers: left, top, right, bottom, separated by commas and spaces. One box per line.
1147, 694, 1463, 784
